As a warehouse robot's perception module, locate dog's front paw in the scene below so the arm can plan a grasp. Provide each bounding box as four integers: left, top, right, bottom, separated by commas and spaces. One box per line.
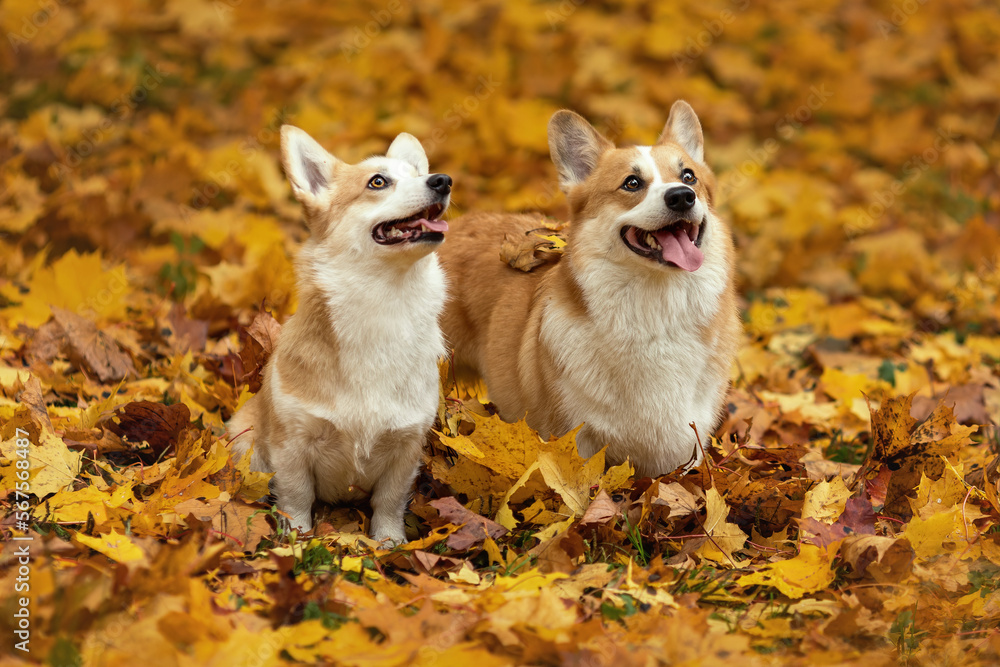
276, 511, 313, 537
371, 520, 406, 548
375, 533, 406, 549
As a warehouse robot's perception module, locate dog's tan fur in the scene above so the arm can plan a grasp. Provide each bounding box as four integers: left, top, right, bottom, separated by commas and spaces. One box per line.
229, 125, 451, 544
440, 102, 740, 477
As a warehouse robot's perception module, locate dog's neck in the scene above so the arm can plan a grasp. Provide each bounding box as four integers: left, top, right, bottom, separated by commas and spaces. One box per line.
295, 241, 445, 333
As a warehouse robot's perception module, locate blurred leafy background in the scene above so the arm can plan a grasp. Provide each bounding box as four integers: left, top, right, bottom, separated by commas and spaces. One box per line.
2, 0, 998, 323
2, 0, 1000, 664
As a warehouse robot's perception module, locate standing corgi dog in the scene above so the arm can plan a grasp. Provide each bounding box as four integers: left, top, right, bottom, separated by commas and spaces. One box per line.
229, 125, 452, 544
439, 101, 740, 477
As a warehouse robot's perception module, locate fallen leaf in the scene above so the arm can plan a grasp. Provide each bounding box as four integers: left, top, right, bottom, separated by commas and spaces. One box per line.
106, 401, 192, 456
800, 477, 851, 523
537, 429, 603, 517
238, 310, 281, 393
429, 496, 507, 550
737, 543, 838, 599
499, 225, 566, 272
75, 528, 149, 565
696, 487, 748, 564
51, 307, 136, 382
579, 490, 619, 527
174, 496, 272, 551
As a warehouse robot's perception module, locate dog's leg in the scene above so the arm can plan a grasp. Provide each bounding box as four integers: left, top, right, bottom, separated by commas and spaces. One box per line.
369, 436, 421, 547
272, 455, 316, 534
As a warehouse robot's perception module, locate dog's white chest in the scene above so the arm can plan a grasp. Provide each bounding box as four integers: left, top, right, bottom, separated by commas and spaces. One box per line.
282, 257, 446, 450
541, 265, 727, 472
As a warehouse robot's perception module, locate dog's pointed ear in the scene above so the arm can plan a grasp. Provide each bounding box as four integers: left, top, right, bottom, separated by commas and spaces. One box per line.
281, 125, 339, 207
658, 101, 704, 163
548, 111, 614, 192
386, 133, 429, 176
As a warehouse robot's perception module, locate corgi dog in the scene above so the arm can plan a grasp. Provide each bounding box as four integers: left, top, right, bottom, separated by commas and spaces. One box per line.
228, 125, 451, 544
439, 101, 740, 477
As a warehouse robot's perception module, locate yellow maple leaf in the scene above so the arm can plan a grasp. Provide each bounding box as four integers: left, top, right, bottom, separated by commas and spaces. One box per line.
0, 249, 128, 327
0, 427, 82, 498
696, 487, 748, 564
0, 171, 45, 234
490, 568, 570, 594
500, 99, 560, 152
819, 367, 880, 410
801, 476, 851, 523
233, 441, 274, 502
537, 428, 603, 517
74, 528, 148, 565
46, 485, 116, 524
482, 536, 504, 566
911, 464, 970, 518
903, 507, 965, 560
599, 459, 634, 493
737, 543, 838, 599
429, 454, 511, 515
495, 460, 541, 530
438, 414, 541, 481
533, 232, 567, 249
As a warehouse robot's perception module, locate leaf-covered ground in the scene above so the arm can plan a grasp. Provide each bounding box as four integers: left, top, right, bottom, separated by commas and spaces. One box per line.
2, 0, 1000, 665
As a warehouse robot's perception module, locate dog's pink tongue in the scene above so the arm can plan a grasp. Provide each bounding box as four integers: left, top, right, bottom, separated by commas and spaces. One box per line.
653, 227, 703, 272
400, 219, 449, 233
419, 219, 449, 232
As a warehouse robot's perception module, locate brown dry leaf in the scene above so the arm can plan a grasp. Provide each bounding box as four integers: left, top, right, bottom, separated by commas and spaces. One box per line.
175, 496, 271, 552
798, 517, 853, 549
10, 374, 53, 431
580, 489, 619, 527
859, 395, 978, 517
865, 392, 917, 463
429, 496, 507, 550
51, 306, 136, 382
834, 495, 877, 536
238, 310, 281, 393
164, 302, 209, 354
499, 226, 566, 272
106, 401, 192, 456
652, 482, 701, 519
840, 535, 914, 580
23, 319, 65, 368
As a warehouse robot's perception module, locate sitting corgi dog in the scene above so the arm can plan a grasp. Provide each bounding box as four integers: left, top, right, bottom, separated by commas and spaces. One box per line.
439, 101, 740, 477
229, 125, 451, 544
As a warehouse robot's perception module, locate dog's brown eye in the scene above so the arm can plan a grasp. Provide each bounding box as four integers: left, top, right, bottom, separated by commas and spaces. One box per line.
368, 175, 388, 189
621, 176, 642, 191
681, 169, 697, 184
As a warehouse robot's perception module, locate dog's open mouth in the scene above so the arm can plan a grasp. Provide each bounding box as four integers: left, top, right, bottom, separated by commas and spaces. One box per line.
620, 219, 706, 272
372, 203, 448, 245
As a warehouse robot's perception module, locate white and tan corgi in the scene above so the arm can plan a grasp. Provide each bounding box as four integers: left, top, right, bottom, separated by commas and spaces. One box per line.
228, 125, 452, 544
439, 101, 740, 477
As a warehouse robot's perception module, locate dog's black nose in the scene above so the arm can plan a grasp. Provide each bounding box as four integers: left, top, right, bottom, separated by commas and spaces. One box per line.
427, 173, 452, 195
665, 185, 696, 212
